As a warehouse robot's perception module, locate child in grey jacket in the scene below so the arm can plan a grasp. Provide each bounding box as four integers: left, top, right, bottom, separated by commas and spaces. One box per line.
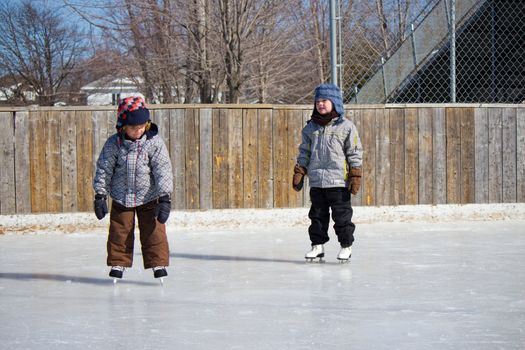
93, 96, 173, 280
293, 83, 363, 262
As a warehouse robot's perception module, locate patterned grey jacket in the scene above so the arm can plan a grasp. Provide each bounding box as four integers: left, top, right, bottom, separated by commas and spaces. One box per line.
93, 123, 173, 208
297, 115, 363, 188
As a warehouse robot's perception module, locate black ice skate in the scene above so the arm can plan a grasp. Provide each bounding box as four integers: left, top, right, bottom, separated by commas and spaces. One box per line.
153, 266, 168, 284
305, 244, 325, 263
109, 266, 125, 283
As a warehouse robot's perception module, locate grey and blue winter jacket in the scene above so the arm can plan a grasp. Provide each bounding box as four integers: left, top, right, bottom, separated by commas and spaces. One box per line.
297, 116, 362, 188
93, 123, 173, 208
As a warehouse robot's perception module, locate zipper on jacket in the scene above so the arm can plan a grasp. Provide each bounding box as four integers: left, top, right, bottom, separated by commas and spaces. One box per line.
319, 125, 327, 185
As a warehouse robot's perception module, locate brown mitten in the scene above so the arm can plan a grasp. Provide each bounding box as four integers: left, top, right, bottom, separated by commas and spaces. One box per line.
292, 164, 307, 191
348, 167, 362, 195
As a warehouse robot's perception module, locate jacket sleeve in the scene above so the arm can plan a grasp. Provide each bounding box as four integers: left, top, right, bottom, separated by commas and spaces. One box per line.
344, 122, 363, 169
93, 136, 118, 196
296, 126, 312, 168
150, 137, 173, 197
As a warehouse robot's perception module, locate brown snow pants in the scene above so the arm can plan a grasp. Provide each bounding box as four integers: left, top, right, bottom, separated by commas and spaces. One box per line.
107, 200, 169, 269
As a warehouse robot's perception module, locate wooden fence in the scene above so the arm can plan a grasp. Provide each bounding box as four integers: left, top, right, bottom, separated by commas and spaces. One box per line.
0, 104, 523, 215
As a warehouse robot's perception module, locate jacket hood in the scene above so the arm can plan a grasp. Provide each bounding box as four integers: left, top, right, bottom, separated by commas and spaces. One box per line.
313, 83, 344, 117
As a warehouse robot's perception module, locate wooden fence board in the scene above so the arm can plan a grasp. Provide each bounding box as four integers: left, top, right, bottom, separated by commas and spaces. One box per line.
212, 109, 229, 208
152, 109, 171, 150
347, 109, 363, 205
185, 109, 200, 209
474, 108, 489, 203
228, 109, 243, 208
258, 109, 273, 208
460, 108, 475, 204
405, 108, 418, 204
29, 111, 47, 212
76, 111, 93, 212
517, 108, 525, 202
199, 108, 213, 209
390, 108, 405, 205
273, 109, 288, 207
361, 109, 376, 206
242, 109, 258, 208
376, 109, 391, 205
418, 108, 433, 204
46, 111, 62, 212
14, 111, 31, 213
170, 109, 186, 209
288, 109, 304, 207
60, 110, 78, 212
488, 108, 503, 203
432, 108, 446, 204
0, 112, 15, 214
502, 108, 517, 203
446, 108, 461, 203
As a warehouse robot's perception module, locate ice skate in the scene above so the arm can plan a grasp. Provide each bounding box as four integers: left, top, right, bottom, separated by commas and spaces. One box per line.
109, 266, 125, 283
153, 266, 168, 284
305, 244, 325, 263
337, 246, 352, 263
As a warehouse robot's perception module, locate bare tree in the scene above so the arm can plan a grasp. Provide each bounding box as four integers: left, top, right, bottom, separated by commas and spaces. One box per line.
0, 1, 86, 105
212, 0, 281, 103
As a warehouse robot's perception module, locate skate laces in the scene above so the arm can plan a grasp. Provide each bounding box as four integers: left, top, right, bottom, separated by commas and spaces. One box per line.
111, 266, 124, 271
153, 266, 166, 271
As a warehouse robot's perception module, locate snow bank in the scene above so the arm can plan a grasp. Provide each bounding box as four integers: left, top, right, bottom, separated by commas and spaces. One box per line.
1, 203, 524, 235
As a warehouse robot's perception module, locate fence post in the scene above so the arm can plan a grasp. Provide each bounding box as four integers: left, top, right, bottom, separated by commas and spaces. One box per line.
449, 0, 457, 103
410, 23, 421, 102
329, 0, 338, 86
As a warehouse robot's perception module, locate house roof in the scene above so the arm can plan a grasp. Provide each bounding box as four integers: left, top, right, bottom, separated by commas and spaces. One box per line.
80, 76, 143, 92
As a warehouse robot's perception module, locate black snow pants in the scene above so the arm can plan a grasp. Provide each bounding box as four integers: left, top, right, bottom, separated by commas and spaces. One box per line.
308, 187, 355, 247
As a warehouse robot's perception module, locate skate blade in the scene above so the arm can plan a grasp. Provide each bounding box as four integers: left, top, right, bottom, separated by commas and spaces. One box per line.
305, 257, 325, 264
337, 258, 350, 264
113, 278, 118, 284
159, 277, 165, 285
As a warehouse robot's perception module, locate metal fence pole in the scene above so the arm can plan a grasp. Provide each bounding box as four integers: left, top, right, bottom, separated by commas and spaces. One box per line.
410, 23, 421, 102
336, 0, 343, 92
329, 0, 338, 86
449, 0, 457, 103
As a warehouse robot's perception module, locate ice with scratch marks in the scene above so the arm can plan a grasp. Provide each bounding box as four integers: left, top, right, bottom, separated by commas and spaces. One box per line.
0, 206, 524, 349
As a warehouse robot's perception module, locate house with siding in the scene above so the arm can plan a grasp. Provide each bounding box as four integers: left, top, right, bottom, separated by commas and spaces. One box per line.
80, 76, 144, 105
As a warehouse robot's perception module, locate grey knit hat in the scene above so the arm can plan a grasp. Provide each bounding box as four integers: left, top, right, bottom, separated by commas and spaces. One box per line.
314, 83, 344, 117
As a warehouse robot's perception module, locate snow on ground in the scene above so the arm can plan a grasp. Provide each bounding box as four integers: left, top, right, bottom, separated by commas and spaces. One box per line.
0, 204, 524, 350
1, 203, 525, 235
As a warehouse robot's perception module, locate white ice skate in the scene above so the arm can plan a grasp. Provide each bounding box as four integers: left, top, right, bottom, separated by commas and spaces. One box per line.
305, 245, 325, 263
337, 246, 352, 263
153, 266, 168, 285
109, 266, 125, 284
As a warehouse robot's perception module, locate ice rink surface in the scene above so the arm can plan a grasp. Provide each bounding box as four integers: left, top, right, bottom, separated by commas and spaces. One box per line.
1, 213, 524, 349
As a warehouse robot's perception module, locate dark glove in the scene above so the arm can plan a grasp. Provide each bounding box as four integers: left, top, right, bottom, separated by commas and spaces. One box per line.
94, 194, 108, 220
155, 195, 171, 224
292, 164, 307, 192
348, 167, 362, 195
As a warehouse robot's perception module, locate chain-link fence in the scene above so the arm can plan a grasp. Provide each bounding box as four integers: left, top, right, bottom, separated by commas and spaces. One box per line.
339, 0, 525, 104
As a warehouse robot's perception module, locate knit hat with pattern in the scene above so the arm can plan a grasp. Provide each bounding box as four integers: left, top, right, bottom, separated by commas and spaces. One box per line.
314, 83, 344, 117
116, 96, 150, 132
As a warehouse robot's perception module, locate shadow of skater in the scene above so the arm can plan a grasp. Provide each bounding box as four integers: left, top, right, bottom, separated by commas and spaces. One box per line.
172, 252, 305, 265
0, 272, 158, 286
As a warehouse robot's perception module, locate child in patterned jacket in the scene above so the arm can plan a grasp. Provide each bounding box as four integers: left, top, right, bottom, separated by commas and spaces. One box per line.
293, 83, 363, 263
93, 96, 173, 281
